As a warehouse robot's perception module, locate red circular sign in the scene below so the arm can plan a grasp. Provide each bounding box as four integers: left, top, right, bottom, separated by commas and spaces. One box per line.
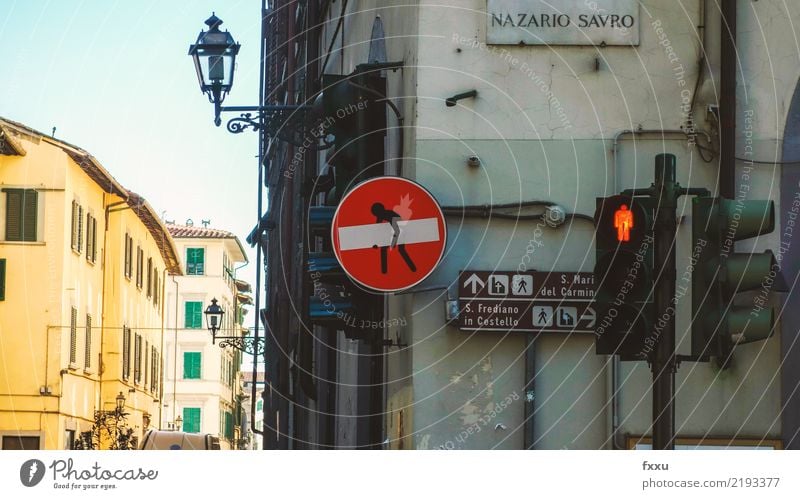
332, 177, 447, 292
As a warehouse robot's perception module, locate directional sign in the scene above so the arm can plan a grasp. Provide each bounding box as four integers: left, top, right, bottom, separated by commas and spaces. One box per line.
458, 270, 595, 333
332, 177, 447, 292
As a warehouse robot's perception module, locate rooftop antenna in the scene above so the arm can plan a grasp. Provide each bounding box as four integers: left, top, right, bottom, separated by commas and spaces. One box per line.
201, 219, 211, 228
51, 127, 56, 138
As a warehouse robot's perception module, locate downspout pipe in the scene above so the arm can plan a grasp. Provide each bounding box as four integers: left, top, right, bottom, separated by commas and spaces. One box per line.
171, 275, 179, 427
158, 267, 168, 430
720, 0, 737, 199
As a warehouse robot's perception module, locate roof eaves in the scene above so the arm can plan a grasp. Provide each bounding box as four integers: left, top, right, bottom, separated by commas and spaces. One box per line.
127, 192, 183, 276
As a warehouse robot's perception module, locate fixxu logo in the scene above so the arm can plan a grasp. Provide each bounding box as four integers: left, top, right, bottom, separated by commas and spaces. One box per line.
20, 459, 46, 487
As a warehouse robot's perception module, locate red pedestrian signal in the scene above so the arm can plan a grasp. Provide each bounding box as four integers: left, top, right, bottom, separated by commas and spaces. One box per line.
614, 204, 634, 242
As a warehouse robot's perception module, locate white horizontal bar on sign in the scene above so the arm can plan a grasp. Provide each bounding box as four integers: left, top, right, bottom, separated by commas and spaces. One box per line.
337, 218, 440, 251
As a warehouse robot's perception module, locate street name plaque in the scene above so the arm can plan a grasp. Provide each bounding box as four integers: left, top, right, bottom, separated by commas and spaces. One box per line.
486, 0, 640, 46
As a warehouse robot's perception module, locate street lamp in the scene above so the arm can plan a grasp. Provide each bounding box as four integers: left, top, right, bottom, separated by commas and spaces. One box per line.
115, 392, 126, 415
203, 298, 264, 355
188, 13, 240, 126
188, 14, 312, 135
205, 297, 224, 335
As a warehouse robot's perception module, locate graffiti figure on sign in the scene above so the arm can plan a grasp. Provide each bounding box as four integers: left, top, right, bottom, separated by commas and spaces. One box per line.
371, 195, 417, 274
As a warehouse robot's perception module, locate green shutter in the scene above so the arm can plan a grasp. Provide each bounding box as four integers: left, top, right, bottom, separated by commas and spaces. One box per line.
0, 259, 6, 301
187, 248, 204, 275
184, 301, 202, 328
183, 351, 201, 379
4, 188, 37, 242
225, 411, 233, 439
182, 407, 201, 433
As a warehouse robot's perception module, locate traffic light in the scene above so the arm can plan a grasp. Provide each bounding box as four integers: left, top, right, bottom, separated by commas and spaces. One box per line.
691, 197, 778, 364
593, 194, 655, 360
306, 206, 353, 324
320, 69, 386, 202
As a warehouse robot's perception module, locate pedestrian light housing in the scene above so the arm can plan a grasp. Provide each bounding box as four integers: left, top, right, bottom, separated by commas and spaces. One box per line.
204, 297, 224, 335
593, 195, 655, 360
189, 13, 240, 124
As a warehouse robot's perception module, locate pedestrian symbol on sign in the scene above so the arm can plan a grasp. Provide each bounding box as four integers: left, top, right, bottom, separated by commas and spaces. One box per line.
533, 306, 553, 327
511, 275, 533, 296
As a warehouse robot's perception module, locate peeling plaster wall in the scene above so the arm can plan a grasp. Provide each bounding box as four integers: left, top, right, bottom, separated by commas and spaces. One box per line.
392, 0, 800, 449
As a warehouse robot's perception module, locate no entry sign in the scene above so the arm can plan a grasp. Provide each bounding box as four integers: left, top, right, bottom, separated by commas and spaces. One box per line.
332, 177, 447, 292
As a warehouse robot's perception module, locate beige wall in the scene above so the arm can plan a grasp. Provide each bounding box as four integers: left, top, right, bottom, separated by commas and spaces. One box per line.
0, 123, 175, 449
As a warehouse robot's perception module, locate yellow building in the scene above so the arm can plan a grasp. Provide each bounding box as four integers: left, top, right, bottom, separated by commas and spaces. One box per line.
0, 117, 181, 450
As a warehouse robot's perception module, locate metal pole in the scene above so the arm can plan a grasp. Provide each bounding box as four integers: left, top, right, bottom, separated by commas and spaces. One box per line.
651, 153, 678, 450
720, 0, 737, 200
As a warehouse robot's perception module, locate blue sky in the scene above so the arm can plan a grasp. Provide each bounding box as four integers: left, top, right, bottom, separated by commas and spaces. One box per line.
1, 1, 264, 328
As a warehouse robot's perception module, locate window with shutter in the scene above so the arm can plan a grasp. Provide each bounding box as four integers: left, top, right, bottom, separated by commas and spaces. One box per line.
0, 259, 5, 301
122, 326, 130, 380
134, 334, 142, 383
153, 271, 159, 306
71, 200, 78, 249
150, 347, 158, 392
69, 307, 77, 365
183, 352, 201, 379
184, 301, 202, 329
84, 314, 92, 369
186, 248, 205, 275
86, 214, 97, 263
4, 188, 38, 242
146, 257, 153, 297
225, 411, 233, 439
76, 205, 83, 253
136, 246, 143, 288
124, 233, 132, 279
182, 407, 201, 433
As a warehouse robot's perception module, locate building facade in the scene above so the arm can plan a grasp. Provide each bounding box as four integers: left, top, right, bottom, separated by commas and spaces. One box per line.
0, 117, 181, 450
240, 371, 265, 450
247, 0, 800, 449
162, 223, 249, 449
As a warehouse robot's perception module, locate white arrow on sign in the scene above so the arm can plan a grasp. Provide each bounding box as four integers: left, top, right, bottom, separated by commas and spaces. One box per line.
463, 273, 485, 294
580, 306, 596, 328
337, 218, 440, 251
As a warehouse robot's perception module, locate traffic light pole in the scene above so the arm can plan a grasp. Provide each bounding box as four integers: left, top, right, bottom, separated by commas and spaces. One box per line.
623, 154, 709, 450
652, 155, 679, 450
